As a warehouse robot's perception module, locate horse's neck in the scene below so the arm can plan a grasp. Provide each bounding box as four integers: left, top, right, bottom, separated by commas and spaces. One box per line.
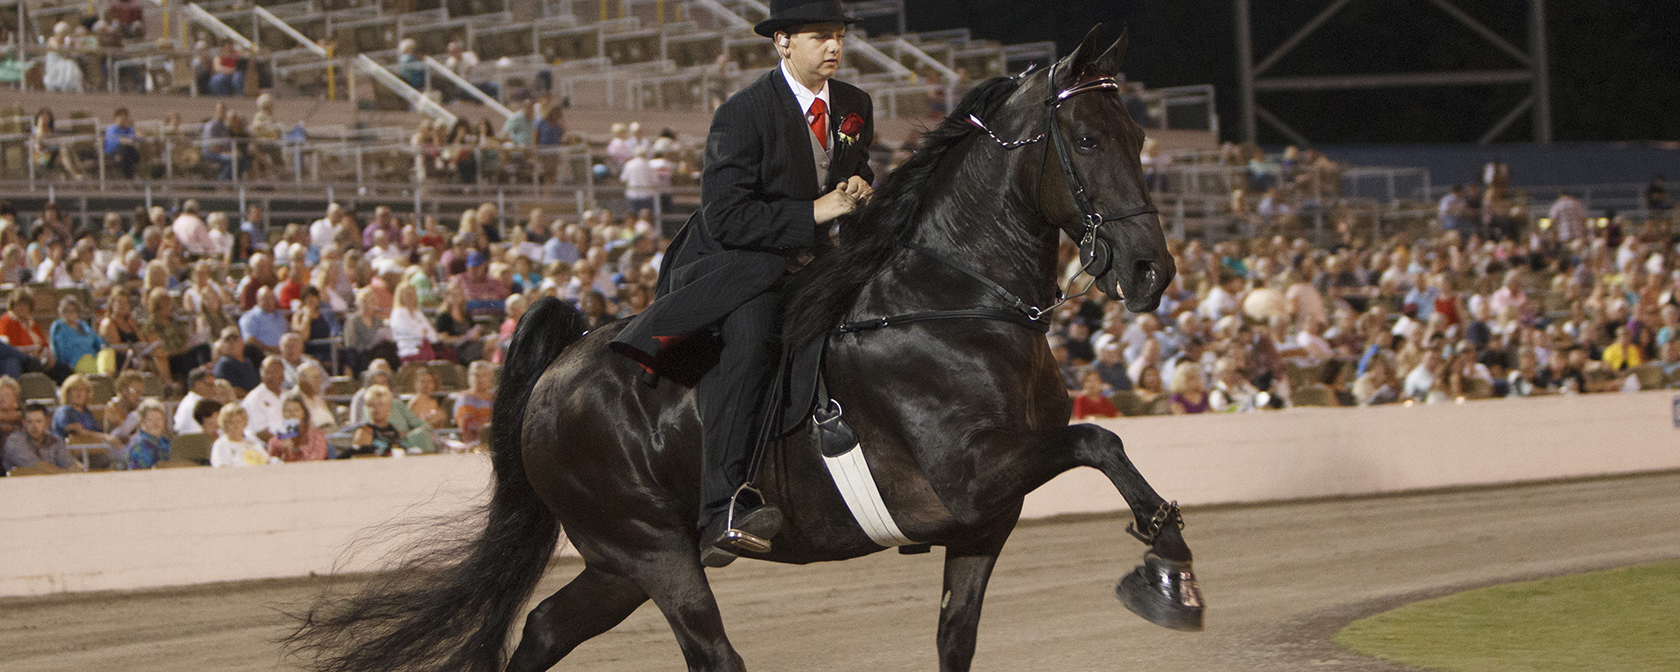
880, 152, 1060, 309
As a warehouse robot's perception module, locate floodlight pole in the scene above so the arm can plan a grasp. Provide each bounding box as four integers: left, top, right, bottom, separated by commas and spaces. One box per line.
1529, 0, 1551, 143
1234, 0, 1255, 144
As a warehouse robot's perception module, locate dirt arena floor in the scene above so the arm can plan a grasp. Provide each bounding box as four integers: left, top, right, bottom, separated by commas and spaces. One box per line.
5, 470, 1679, 672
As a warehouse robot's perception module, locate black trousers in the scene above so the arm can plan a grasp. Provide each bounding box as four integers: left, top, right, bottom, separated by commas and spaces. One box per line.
696, 290, 779, 530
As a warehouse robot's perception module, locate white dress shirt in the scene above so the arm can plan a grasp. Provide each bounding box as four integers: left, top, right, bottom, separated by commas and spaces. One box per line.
781, 60, 831, 133
241, 383, 286, 440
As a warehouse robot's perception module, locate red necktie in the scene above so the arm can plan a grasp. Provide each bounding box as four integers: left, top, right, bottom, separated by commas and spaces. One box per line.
808, 97, 829, 150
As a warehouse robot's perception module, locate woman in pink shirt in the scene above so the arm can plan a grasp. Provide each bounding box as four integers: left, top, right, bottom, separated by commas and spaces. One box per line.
493, 294, 526, 364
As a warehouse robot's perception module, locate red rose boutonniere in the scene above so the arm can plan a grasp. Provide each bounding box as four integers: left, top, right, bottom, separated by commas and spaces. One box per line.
838, 113, 864, 146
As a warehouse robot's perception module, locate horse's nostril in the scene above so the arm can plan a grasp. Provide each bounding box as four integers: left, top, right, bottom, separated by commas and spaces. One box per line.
1133, 260, 1157, 288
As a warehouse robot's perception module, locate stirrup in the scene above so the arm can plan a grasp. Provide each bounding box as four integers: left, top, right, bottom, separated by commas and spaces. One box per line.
719, 484, 774, 554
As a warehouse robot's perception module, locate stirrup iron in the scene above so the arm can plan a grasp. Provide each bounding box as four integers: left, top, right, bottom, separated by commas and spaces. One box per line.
721, 484, 773, 554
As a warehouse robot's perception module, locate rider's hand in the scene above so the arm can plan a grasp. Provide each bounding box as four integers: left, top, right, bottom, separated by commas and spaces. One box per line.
813, 188, 857, 225
839, 175, 874, 203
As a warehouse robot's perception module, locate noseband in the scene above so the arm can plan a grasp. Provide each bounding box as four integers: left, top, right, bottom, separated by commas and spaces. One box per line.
836, 64, 1157, 336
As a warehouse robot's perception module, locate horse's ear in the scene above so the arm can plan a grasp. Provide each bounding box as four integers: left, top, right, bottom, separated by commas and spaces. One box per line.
1055, 24, 1105, 88
1095, 26, 1129, 76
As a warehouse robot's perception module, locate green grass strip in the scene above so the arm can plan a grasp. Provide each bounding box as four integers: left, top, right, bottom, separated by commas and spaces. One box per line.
1335, 559, 1680, 672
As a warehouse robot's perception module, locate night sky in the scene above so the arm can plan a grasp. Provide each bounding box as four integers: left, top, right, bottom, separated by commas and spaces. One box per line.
890, 0, 1679, 145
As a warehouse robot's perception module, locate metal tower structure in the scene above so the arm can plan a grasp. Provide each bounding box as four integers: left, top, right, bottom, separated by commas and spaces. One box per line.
1234, 0, 1551, 145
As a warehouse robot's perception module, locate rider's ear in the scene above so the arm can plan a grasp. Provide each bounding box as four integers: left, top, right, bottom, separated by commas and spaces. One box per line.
1055, 24, 1104, 88
1094, 26, 1129, 76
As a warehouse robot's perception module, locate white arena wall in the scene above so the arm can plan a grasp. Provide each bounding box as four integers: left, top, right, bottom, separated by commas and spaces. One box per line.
4, 390, 1677, 597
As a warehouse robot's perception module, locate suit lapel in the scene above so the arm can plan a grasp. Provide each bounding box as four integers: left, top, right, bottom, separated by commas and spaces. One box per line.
769, 68, 819, 196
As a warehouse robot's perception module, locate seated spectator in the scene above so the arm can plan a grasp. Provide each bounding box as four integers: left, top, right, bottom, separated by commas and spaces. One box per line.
210, 405, 269, 467
406, 367, 450, 430
454, 251, 511, 313
293, 286, 340, 365
268, 395, 328, 462
42, 24, 84, 93
241, 357, 287, 441
1133, 365, 1166, 406
206, 212, 234, 258
52, 373, 111, 446
213, 326, 260, 393
103, 370, 146, 446
49, 296, 105, 374
348, 363, 433, 452
201, 103, 237, 180
145, 288, 206, 386
240, 286, 288, 359
543, 221, 581, 265
432, 282, 487, 364
207, 40, 245, 96
396, 38, 425, 89
391, 284, 448, 363
124, 400, 171, 469
0, 287, 70, 382
104, 107, 140, 179
0, 377, 22, 448
348, 384, 406, 457
1208, 357, 1260, 412
343, 287, 397, 376
3, 404, 81, 473
1601, 326, 1642, 372
494, 294, 527, 364
1168, 363, 1210, 414
294, 362, 339, 431
1403, 348, 1444, 401
193, 399, 224, 441
452, 361, 495, 447
1071, 370, 1119, 419
173, 367, 218, 434
238, 253, 277, 310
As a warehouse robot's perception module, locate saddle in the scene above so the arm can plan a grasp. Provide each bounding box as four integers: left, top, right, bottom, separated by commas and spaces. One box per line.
654, 331, 929, 552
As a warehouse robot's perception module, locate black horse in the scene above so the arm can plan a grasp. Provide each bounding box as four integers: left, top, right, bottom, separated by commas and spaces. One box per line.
288, 28, 1197, 672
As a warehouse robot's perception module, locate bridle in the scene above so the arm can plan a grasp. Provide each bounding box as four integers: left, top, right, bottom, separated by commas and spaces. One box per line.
838, 62, 1159, 335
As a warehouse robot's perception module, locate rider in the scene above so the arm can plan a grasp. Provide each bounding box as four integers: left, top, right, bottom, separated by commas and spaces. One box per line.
610, 0, 875, 565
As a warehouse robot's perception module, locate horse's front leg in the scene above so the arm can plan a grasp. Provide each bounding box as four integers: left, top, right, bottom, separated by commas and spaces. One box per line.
936, 527, 1012, 672
1065, 422, 1204, 631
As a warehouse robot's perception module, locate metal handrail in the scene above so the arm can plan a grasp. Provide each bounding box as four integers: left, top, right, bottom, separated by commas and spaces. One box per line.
356, 54, 457, 126
421, 56, 514, 119
183, 2, 254, 51
252, 5, 328, 57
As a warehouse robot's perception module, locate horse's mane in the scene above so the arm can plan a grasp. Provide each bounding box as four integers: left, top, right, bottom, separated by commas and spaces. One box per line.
785, 75, 1026, 346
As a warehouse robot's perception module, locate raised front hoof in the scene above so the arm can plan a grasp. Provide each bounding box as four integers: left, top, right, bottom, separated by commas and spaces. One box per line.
1116, 553, 1204, 632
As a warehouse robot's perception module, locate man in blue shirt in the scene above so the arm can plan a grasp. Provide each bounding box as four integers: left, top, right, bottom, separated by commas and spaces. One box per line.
542, 220, 580, 265
238, 287, 288, 358
104, 107, 140, 179
212, 327, 261, 393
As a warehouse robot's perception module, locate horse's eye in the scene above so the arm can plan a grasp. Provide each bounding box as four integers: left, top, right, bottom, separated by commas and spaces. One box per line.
1076, 136, 1098, 152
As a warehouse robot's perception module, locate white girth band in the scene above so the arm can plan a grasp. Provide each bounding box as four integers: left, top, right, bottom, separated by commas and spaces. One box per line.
822, 444, 916, 547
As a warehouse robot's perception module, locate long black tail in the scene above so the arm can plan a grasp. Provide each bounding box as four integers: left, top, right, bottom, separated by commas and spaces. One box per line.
285, 297, 590, 672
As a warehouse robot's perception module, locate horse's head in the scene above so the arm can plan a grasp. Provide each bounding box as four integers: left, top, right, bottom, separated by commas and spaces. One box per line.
1006, 27, 1176, 314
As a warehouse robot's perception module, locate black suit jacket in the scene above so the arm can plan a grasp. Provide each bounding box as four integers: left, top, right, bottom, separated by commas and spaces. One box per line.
612, 67, 874, 368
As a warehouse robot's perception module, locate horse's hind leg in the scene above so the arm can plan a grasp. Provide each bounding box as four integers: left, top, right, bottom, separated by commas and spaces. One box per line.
637, 551, 746, 671
505, 566, 649, 672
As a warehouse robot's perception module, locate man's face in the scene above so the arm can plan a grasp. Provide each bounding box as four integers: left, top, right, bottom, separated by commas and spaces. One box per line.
24, 410, 48, 440
262, 360, 284, 391
778, 23, 845, 84
282, 337, 302, 362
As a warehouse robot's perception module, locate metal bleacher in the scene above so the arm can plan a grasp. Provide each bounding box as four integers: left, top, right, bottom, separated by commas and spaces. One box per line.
187, 0, 1058, 121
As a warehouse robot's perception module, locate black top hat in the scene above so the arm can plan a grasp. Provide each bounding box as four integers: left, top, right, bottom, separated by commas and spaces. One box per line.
753, 0, 856, 38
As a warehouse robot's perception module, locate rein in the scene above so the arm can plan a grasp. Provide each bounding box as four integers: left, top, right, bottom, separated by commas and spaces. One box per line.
837, 63, 1157, 336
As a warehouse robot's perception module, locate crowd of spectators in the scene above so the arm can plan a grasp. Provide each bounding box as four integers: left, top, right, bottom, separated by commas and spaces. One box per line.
1051, 164, 1680, 419
0, 189, 678, 474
